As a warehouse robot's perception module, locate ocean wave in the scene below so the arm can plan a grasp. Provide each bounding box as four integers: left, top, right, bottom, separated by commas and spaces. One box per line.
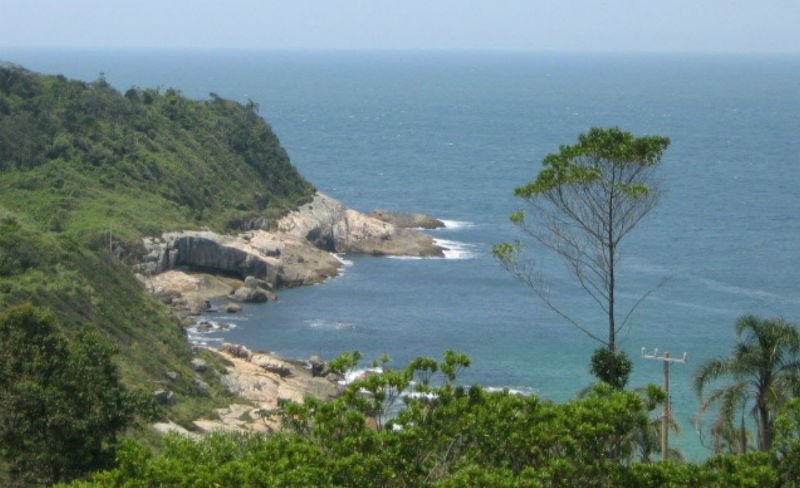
384, 239, 478, 261
186, 319, 237, 336
305, 318, 356, 331
332, 253, 354, 267
435, 239, 478, 260
484, 385, 538, 396
340, 367, 384, 385
439, 219, 476, 230
212, 315, 249, 322
695, 276, 788, 302
647, 296, 736, 316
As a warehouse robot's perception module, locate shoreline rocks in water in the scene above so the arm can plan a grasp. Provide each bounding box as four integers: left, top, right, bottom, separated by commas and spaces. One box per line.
367, 209, 445, 229
138, 193, 443, 435
277, 193, 445, 257
137, 192, 445, 311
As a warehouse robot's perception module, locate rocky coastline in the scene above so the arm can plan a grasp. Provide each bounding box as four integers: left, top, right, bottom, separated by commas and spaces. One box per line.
140, 192, 445, 434
137, 192, 445, 322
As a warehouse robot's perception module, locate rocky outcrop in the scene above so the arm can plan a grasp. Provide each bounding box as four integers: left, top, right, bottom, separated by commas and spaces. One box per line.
189, 346, 341, 434
244, 229, 342, 288
135, 231, 281, 284
278, 193, 445, 257
136, 193, 444, 298
368, 209, 445, 229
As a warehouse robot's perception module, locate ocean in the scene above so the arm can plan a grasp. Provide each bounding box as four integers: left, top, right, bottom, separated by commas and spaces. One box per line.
4, 49, 799, 459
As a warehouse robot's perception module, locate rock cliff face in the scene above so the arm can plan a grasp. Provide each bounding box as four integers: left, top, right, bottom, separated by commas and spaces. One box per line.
136, 231, 280, 283
278, 193, 444, 257
136, 193, 444, 292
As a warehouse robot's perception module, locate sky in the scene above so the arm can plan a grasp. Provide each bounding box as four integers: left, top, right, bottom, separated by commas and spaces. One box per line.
1, 0, 799, 53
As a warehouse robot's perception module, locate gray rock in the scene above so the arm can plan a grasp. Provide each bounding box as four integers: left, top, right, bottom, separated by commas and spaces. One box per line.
190, 358, 208, 372
165, 371, 179, 381
261, 363, 292, 377
308, 355, 327, 377
154, 389, 175, 405
243, 276, 262, 288
154, 289, 182, 304
231, 286, 277, 303
135, 231, 279, 284
223, 302, 242, 313
277, 193, 445, 258
220, 374, 239, 394
193, 378, 210, 391
221, 343, 253, 361
368, 210, 445, 229
187, 299, 211, 315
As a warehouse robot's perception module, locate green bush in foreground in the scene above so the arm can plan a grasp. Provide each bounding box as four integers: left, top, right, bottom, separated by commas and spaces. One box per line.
63, 352, 792, 487
0, 304, 151, 486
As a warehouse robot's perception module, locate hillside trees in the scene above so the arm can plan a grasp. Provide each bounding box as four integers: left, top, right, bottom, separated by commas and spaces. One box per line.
0, 64, 315, 245
0, 304, 147, 485
494, 127, 670, 387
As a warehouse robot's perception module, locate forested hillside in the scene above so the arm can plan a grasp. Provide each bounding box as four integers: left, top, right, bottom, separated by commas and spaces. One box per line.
0, 64, 314, 244
0, 64, 316, 479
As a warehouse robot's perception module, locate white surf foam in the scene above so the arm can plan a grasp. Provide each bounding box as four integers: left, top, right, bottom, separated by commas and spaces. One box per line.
332, 253, 354, 267
435, 239, 478, 260
305, 319, 355, 331
186, 319, 237, 336
484, 385, 538, 396
385, 239, 478, 260
439, 219, 476, 230
340, 367, 384, 385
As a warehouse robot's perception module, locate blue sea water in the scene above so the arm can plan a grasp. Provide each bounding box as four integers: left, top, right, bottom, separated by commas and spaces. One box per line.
4, 49, 799, 459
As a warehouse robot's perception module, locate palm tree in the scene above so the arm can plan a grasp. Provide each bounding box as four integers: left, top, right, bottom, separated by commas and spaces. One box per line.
694, 315, 800, 452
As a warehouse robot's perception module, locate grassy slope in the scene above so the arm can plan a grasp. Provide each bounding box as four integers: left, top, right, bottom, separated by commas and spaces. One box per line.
0, 65, 314, 427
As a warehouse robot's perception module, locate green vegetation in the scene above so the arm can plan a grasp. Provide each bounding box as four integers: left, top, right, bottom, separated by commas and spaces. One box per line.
0, 65, 314, 245
0, 64, 317, 483
494, 127, 671, 387
3, 66, 799, 485
695, 315, 800, 453
0, 304, 149, 486
65, 350, 800, 487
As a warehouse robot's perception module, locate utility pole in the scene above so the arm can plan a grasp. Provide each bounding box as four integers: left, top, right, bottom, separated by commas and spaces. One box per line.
641, 347, 688, 462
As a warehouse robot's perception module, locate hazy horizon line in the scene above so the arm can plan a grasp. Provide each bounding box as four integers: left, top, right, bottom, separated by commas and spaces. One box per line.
2, 46, 799, 56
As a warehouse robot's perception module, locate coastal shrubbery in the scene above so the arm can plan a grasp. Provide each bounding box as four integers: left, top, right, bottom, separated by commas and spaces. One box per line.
66, 350, 798, 487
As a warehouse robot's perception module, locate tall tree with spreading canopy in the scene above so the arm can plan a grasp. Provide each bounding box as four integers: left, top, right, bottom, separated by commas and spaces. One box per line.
494, 127, 670, 387
695, 315, 800, 453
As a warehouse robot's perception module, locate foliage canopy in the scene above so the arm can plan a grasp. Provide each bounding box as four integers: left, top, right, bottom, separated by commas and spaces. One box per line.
0, 304, 148, 485
695, 315, 800, 454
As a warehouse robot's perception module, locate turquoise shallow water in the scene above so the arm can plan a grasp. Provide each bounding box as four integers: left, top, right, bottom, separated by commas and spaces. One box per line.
5, 49, 799, 459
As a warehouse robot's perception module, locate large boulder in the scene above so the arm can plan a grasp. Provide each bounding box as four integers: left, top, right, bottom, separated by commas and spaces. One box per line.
230, 285, 277, 303
246, 231, 342, 288
277, 193, 444, 257
368, 210, 445, 229
221, 343, 253, 361
307, 355, 327, 377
